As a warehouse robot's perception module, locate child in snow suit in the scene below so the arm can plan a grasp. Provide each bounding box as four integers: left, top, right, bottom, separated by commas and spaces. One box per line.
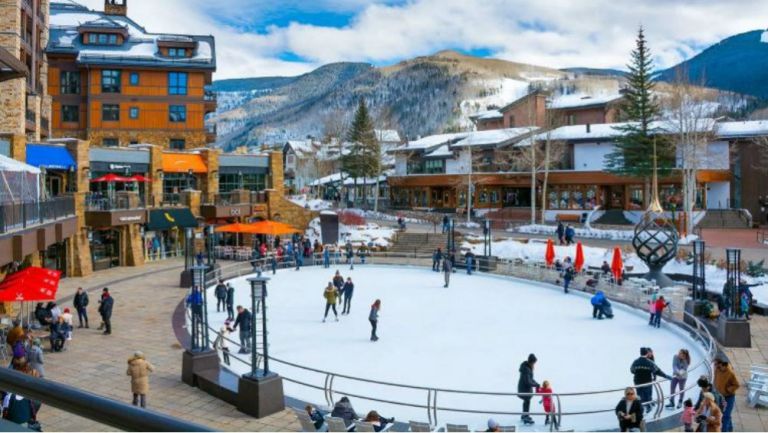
323, 283, 339, 322
537, 380, 557, 428
681, 399, 695, 432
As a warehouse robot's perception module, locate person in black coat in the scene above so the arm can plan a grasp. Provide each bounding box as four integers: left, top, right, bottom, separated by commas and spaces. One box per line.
232, 306, 253, 354
331, 396, 359, 427
517, 354, 540, 425
214, 280, 227, 313
225, 283, 236, 321
341, 278, 354, 315
98, 288, 114, 335
555, 222, 565, 245
615, 387, 644, 432
73, 287, 89, 328
630, 347, 671, 412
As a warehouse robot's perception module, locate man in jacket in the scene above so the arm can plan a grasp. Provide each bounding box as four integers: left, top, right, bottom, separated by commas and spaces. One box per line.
442, 256, 452, 288
432, 248, 442, 272
73, 287, 89, 328
630, 347, 671, 412
232, 306, 252, 354
518, 354, 540, 425
331, 396, 359, 427
714, 356, 740, 432
225, 283, 236, 321
98, 288, 114, 335
214, 280, 227, 313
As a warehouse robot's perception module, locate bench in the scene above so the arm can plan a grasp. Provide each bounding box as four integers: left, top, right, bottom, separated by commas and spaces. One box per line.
555, 214, 581, 223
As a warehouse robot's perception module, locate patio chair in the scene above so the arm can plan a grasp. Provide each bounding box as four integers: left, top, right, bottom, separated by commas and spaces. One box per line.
354, 421, 376, 432
446, 424, 469, 432
408, 421, 434, 432
294, 410, 326, 432
326, 417, 354, 432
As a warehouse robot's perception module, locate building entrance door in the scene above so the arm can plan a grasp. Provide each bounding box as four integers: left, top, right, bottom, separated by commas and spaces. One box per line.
608, 185, 625, 210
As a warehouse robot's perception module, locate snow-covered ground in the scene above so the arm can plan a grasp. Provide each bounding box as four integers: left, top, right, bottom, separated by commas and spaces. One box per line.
289, 195, 334, 211
210, 266, 709, 431
514, 224, 699, 244
305, 217, 396, 248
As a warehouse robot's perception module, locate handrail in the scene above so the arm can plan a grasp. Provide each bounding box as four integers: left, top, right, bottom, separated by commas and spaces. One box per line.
0, 368, 212, 432
193, 253, 717, 428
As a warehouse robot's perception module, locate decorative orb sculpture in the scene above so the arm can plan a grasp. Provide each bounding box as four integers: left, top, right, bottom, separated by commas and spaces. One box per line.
632, 211, 679, 287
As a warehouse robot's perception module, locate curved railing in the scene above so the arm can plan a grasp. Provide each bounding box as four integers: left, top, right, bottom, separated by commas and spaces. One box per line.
193, 253, 717, 430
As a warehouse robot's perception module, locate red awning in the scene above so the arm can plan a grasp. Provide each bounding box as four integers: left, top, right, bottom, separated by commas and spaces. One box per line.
90, 173, 134, 183
129, 174, 151, 182
0, 267, 61, 302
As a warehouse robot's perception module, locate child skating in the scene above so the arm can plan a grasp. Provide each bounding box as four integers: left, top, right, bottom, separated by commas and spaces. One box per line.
323, 283, 339, 322
369, 299, 380, 341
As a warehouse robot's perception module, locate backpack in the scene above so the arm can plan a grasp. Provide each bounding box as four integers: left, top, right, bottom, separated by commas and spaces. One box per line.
4, 394, 35, 425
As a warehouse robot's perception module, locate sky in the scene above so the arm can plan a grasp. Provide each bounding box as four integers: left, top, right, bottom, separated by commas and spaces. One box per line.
70, 0, 768, 80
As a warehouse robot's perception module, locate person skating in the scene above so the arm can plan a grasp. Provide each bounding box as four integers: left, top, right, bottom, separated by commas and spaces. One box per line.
215, 279, 227, 313
615, 387, 643, 432
369, 299, 380, 341
565, 225, 575, 245
323, 283, 339, 322
537, 380, 557, 428
442, 256, 452, 288
126, 351, 154, 408
563, 263, 574, 294
518, 353, 540, 425
214, 323, 232, 366
98, 288, 114, 335
232, 306, 253, 353
73, 287, 89, 328
345, 241, 354, 269
465, 250, 475, 275
432, 248, 442, 272
653, 296, 669, 328
323, 246, 330, 268
341, 277, 354, 315
631, 347, 671, 413
225, 282, 235, 321
713, 355, 740, 432
667, 349, 691, 409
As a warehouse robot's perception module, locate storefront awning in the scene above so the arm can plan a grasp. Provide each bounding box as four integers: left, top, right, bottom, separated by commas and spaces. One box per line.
161, 154, 207, 173
147, 208, 199, 231
26, 144, 77, 170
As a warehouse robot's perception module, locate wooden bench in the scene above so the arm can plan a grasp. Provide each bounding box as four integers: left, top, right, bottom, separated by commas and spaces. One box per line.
555, 214, 581, 223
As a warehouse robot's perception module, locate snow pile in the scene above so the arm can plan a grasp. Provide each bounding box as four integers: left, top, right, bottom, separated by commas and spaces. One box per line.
762, 30, 768, 44
346, 209, 426, 225
514, 224, 698, 244
305, 217, 395, 248
456, 221, 480, 229
289, 195, 333, 211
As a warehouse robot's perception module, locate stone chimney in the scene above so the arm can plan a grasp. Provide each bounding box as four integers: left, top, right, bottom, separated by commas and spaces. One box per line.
104, 0, 127, 16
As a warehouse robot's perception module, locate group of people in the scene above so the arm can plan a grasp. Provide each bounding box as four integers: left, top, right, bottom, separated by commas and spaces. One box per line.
320, 270, 381, 342
555, 222, 576, 246
305, 396, 395, 432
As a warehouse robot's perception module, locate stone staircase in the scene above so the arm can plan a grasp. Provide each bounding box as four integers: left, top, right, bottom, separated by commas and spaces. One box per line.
696, 209, 752, 229
389, 231, 459, 255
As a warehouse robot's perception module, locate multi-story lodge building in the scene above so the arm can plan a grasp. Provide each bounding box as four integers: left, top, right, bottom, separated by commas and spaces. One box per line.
46, 0, 217, 149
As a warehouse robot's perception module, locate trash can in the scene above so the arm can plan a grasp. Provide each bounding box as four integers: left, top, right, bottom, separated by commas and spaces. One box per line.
477, 255, 498, 272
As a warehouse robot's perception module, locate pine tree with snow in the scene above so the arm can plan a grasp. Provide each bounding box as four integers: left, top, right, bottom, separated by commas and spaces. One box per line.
605, 27, 674, 204
342, 98, 380, 206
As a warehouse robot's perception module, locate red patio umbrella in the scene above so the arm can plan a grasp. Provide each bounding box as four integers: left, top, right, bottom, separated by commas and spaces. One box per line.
545, 238, 555, 267
129, 174, 151, 182
611, 247, 624, 281
574, 242, 585, 273
90, 173, 133, 183
0, 267, 61, 302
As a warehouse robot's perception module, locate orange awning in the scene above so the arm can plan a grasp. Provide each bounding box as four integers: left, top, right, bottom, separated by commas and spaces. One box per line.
162, 153, 207, 173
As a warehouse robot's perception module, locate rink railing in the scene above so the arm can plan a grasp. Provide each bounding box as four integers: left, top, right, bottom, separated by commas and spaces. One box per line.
197, 254, 717, 430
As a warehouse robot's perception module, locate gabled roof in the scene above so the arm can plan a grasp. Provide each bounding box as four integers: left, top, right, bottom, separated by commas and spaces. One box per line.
548, 93, 623, 110
535, 119, 718, 142
716, 120, 768, 139
451, 128, 538, 148
392, 132, 470, 154
469, 110, 503, 121
498, 90, 547, 114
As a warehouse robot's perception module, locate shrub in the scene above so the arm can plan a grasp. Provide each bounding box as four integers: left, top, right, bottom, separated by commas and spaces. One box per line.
339, 210, 366, 226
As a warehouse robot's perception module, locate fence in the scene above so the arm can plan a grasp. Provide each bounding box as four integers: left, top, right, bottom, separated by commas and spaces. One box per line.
85, 193, 146, 211
193, 253, 717, 430
0, 195, 75, 234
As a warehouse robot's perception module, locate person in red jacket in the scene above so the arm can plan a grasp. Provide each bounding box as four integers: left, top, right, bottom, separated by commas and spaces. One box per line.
537, 380, 557, 428
653, 296, 669, 328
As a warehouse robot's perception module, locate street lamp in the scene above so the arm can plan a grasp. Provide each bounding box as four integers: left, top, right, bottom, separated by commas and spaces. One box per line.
187, 169, 194, 190
246, 276, 270, 378
725, 248, 742, 319
190, 265, 209, 351
692, 240, 705, 301
206, 224, 215, 266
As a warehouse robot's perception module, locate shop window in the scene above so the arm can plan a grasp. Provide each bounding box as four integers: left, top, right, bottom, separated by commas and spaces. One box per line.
62, 105, 79, 122
168, 72, 188, 95
169, 139, 185, 150
424, 159, 445, 174
129, 72, 139, 86
103, 138, 119, 147
129, 107, 139, 119
628, 186, 644, 210
60, 71, 80, 94
102, 104, 120, 121
169, 105, 186, 122
101, 70, 121, 93
163, 173, 196, 195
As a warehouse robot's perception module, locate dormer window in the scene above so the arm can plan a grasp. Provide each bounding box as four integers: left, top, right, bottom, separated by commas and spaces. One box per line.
168, 48, 187, 58
86, 33, 120, 45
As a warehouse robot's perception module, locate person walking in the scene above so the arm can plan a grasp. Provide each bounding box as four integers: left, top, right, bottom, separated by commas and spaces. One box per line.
668, 349, 691, 409
565, 225, 575, 245
696, 392, 723, 432
99, 288, 114, 335
465, 250, 475, 275
73, 287, 89, 328
563, 263, 574, 294
631, 347, 671, 413
215, 280, 227, 313
518, 354, 540, 425
126, 351, 154, 408
615, 387, 643, 432
232, 306, 253, 353
442, 215, 449, 233
214, 324, 231, 366
555, 221, 565, 245
369, 299, 380, 342
342, 277, 354, 315
225, 282, 236, 321
442, 256, 452, 288
323, 283, 339, 322
28, 339, 44, 378
713, 355, 740, 432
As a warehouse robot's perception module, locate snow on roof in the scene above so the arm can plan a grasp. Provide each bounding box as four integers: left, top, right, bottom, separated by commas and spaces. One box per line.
716, 120, 768, 138
375, 129, 401, 143
451, 127, 538, 148
424, 144, 453, 158
472, 110, 503, 120
538, 119, 718, 142
394, 132, 471, 152
286, 140, 316, 154
549, 93, 623, 109
762, 30, 768, 44
309, 173, 386, 186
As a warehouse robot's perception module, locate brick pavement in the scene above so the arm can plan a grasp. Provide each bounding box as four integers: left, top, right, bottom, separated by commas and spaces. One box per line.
34, 259, 299, 432
722, 316, 768, 432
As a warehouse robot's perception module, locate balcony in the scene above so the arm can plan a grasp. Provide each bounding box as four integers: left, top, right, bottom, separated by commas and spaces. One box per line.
205, 124, 217, 143
204, 90, 217, 113
25, 105, 35, 132
0, 196, 75, 234
200, 190, 262, 219
85, 192, 147, 227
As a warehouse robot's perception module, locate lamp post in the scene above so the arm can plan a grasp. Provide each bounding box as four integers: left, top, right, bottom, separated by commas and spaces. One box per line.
187, 169, 194, 191
692, 240, 706, 301
725, 248, 742, 319
206, 224, 215, 267
180, 226, 195, 287
246, 276, 270, 377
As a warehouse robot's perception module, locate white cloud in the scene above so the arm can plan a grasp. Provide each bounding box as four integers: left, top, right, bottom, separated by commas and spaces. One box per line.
67, 0, 768, 79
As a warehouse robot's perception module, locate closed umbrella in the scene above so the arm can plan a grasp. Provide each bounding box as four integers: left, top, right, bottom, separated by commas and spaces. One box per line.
611, 247, 624, 281
545, 238, 555, 267
574, 242, 585, 273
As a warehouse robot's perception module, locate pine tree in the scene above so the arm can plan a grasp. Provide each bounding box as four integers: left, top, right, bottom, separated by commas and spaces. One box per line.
341, 98, 380, 206
605, 27, 675, 200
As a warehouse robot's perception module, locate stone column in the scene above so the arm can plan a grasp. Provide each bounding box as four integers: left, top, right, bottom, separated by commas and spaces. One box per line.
181, 190, 201, 217
65, 139, 93, 277
269, 151, 284, 195
119, 224, 145, 267
200, 148, 220, 203
149, 145, 164, 206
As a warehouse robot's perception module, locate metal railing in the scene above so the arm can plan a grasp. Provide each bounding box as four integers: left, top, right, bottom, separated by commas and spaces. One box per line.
758, 230, 768, 245
0, 195, 75, 234
194, 253, 717, 430
85, 193, 146, 211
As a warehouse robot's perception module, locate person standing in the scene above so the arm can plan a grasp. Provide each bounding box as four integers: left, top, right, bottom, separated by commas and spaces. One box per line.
563, 263, 574, 294
442, 215, 449, 233
99, 288, 114, 335
615, 387, 644, 432
126, 351, 154, 409
323, 283, 339, 322
342, 277, 354, 315
713, 356, 740, 432
432, 248, 442, 272
465, 250, 475, 275
565, 225, 575, 245
214, 325, 231, 366
323, 246, 330, 268
225, 283, 236, 321
442, 256, 452, 288
28, 339, 44, 379
668, 349, 691, 409
555, 221, 565, 245
631, 347, 671, 412
73, 287, 89, 328
232, 306, 253, 353
186, 287, 204, 333
653, 296, 669, 328
333, 271, 345, 305
696, 392, 723, 432
518, 353, 540, 425
369, 299, 380, 342
215, 280, 227, 313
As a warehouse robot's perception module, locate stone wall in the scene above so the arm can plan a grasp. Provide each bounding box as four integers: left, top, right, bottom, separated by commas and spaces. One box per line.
148, 145, 164, 205
65, 139, 93, 277
86, 130, 208, 149
119, 224, 144, 267
199, 148, 220, 203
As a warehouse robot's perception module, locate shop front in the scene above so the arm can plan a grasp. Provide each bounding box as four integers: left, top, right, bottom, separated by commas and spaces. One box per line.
26, 144, 77, 197
89, 147, 152, 205
145, 208, 199, 261
86, 209, 147, 270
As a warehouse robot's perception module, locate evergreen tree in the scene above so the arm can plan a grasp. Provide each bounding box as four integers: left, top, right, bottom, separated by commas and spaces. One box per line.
605, 28, 675, 193
341, 98, 380, 205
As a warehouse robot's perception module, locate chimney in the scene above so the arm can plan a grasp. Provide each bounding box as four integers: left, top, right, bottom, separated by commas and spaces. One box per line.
586, 123, 591, 133
104, 0, 127, 16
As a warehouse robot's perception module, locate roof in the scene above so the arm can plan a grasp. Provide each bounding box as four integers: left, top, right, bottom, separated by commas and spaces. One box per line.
451, 128, 538, 148
284, 140, 317, 155
424, 144, 453, 158
393, 132, 471, 153
161, 153, 207, 173
470, 110, 503, 121
498, 90, 546, 114
26, 144, 77, 170
47, 1, 215, 71
536, 119, 719, 142
716, 120, 768, 139
548, 93, 623, 110
0, 154, 40, 174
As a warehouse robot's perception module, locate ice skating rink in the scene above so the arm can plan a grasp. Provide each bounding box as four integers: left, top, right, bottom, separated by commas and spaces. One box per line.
209, 265, 710, 430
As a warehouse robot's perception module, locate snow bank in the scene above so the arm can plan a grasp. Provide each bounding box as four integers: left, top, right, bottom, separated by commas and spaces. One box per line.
289, 195, 333, 211
305, 217, 395, 248
513, 224, 698, 244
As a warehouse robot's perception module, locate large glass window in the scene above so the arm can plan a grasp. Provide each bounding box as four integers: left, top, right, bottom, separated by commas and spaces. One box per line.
101, 70, 121, 93
163, 173, 196, 195
169, 105, 186, 122
424, 159, 445, 174
60, 71, 80, 94
628, 186, 644, 210
169, 139, 185, 150
219, 173, 267, 193
102, 104, 120, 121
168, 48, 187, 57
547, 185, 600, 210
62, 105, 79, 122
168, 72, 188, 95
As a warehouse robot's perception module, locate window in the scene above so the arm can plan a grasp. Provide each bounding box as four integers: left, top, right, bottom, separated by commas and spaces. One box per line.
424, 159, 445, 174
168, 72, 187, 95
218, 173, 267, 193
103, 138, 119, 147
129, 72, 139, 86
62, 105, 79, 122
102, 104, 120, 121
169, 105, 186, 122
168, 48, 187, 57
109, 34, 118, 44
129, 107, 139, 119
101, 70, 121, 93
60, 71, 80, 94
87, 33, 119, 45
163, 173, 196, 196
98, 34, 108, 44
88, 34, 97, 44
169, 139, 185, 150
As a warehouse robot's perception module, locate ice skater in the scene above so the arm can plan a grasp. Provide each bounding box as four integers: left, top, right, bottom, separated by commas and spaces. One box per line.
432, 248, 442, 272
369, 299, 380, 341
518, 354, 540, 425
563, 263, 574, 294
323, 283, 339, 322
333, 271, 344, 306
442, 256, 452, 287
653, 296, 669, 328
342, 277, 354, 315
